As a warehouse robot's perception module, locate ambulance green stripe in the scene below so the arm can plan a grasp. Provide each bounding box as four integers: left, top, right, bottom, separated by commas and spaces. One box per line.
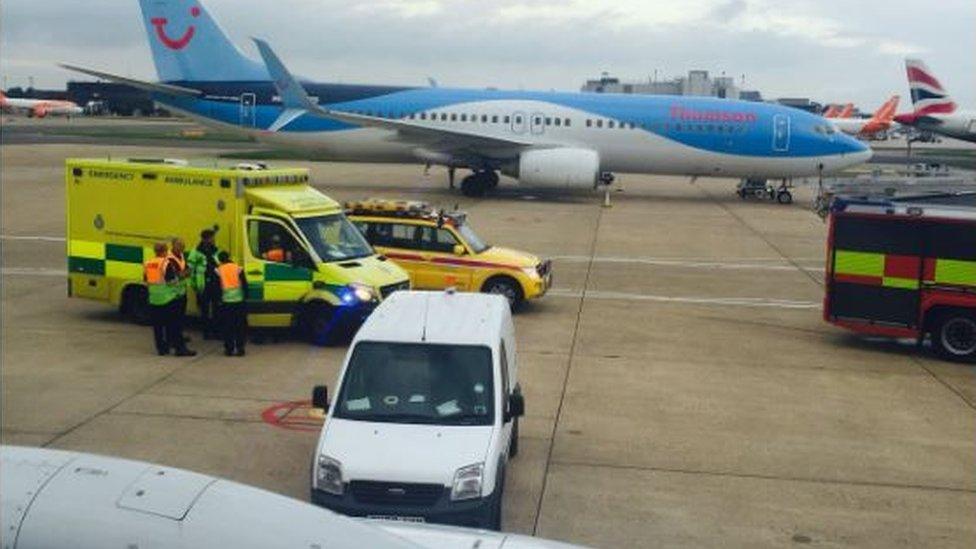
105, 243, 144, 263
264, 263, 313, 281
68, 256, 105, 275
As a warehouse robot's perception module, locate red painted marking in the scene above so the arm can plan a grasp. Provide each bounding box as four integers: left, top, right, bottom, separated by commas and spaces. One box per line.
431, 257, 521, 272
907, 67, 944, 92
150, 6, 200, 51
384, 252, 425, 262
261, 399, 323, 432
884, 255, 920, 279
922, 258, 937, 282
833, 273, 883, 286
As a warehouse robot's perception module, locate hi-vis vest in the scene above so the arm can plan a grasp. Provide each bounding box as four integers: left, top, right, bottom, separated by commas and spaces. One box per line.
144, 257, 177, 305
167, 252, 188, 297
217, 262, 244, 303
263, 248, 286, 263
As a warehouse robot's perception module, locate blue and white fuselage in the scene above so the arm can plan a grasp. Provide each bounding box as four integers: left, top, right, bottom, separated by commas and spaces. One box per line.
67, 0, 872, 194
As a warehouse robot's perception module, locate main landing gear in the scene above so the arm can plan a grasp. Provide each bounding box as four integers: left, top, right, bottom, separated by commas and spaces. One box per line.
736, 178, 793, 204
460, 170, 499, 197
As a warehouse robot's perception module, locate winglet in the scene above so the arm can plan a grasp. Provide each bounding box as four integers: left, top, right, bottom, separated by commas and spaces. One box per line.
252, 38, 320, 112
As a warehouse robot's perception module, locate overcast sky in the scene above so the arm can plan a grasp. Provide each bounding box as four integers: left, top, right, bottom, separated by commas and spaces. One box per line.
2, 0, 973, 108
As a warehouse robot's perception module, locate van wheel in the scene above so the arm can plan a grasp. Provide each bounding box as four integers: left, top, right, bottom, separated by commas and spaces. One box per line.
300, 302, 338, 346
121, 286, 151, 325
509, 418, 520, 458
482, 277, 523, 309
932, 310, 976, 362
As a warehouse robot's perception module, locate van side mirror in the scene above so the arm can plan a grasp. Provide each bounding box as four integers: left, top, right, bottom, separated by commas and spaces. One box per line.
507, 393, 525, 420
312, 385, 329, 410
453, 244, 466, 256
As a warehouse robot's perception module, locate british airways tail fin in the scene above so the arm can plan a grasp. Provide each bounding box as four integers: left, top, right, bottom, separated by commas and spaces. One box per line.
905, 58, 957, 116
137, 0, 268, 82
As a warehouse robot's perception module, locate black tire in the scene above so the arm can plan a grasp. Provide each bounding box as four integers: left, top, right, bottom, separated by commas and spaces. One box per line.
121, 285, 152, 325
931, 310, 976, 363
460, 174, 488, 197
486, 468, 505, 531
300, 302, 338, 346
486, 171, 500, 189
777, 191, 793, 205
509, 417, 520, 458
482, 276, 523, 309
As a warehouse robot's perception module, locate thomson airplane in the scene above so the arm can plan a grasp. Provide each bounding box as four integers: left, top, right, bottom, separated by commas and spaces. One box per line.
0, 91, 83, 118
64, 0, 870, 196
894, 59, 976, 144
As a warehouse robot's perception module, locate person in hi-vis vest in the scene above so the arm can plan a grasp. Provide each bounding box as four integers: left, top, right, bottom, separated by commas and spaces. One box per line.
165, 237, 196, 356
217, 251, 249, 356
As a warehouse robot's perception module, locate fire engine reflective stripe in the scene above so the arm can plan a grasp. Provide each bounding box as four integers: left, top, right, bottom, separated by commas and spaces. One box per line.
882, 277, 920, 290
217, 263, 244, 303
834, 250, 885, 278
934, 259, 976, 287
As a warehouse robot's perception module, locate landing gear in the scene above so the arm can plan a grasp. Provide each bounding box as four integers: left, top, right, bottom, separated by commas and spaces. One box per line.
776, 179, 794, 205
736, 178, 793, 205
448, 167, 456, 189
460, 170, 496, 197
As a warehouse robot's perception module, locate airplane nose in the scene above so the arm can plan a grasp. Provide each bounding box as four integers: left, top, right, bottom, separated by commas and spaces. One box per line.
840, 134, 872, 165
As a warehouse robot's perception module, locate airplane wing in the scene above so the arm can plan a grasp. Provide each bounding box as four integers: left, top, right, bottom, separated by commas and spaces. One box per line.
251, 38, 536, 157
58, 64, 201, 97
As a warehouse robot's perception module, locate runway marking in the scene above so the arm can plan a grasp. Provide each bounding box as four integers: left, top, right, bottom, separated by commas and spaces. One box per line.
548, 288, 819, 309
552, 255, 822, 272
2, 267, 66, 277
0, 234, 65, 242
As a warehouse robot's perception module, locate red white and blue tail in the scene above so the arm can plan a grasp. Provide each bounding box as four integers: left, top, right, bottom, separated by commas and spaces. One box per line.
905, 58, 957, 116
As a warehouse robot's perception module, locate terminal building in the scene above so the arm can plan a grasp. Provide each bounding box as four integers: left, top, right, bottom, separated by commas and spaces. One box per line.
581, 70, 757, 100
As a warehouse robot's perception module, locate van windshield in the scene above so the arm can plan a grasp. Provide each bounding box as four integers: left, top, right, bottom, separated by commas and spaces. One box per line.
296, 214, 374, 262
334, 342, 494, 426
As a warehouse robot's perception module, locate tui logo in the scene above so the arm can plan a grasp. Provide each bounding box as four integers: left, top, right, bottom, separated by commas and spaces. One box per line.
151, 5, 200, 51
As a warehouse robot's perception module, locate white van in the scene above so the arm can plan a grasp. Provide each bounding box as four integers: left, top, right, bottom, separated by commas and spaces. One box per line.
310, 290, 525, 530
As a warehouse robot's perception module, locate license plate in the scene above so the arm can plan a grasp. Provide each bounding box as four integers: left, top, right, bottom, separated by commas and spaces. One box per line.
367, 515, 426, 523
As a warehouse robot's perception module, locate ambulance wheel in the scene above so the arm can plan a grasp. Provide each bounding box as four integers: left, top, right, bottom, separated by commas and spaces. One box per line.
121, 285, 151, 326
482, 276, 523, 309
932, 310, 976, 362
300, 302, 338, 346
509, 417, 520, 458
777, 190, 793, 204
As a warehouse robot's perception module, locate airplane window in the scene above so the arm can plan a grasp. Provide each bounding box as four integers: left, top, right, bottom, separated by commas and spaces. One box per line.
420, 113, 426, 120
554, 118, 561, 127
565, 118, 571, 127
545, 117, 552, 126
534, 116, 541, 125
481, 115, 488, 123
451, 113, 457, 121
596, 120, 603, 128
492, 115, 498, 123
461, 114, 467, 122
513, 116, 520, 124
586, 119, 592, 127
608, 121, 615, 129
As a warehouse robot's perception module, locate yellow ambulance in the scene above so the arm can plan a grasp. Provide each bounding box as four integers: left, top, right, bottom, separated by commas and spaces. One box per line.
345, 199, 552, 308
66, 158, 409, 344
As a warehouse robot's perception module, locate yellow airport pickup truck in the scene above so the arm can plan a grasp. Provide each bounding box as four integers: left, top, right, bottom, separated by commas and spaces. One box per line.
345, 199, 552, 308
66, 159, 409, 344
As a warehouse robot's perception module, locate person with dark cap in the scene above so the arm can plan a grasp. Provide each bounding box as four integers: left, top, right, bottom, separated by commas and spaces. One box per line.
216, 251, 248, 356
187, 228, 222, 339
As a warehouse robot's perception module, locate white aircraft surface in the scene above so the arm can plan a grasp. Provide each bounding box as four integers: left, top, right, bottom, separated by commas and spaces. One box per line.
0, 446, 584, 549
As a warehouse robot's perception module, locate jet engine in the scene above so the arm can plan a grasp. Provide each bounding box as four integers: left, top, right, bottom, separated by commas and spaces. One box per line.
508, 148, 601, 188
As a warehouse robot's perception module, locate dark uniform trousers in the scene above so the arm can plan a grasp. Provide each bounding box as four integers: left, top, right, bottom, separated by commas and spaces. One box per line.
221, 302, 247, 354
197, 282, 222, 338
151, 303, 171, 354
169, 296, 189, 351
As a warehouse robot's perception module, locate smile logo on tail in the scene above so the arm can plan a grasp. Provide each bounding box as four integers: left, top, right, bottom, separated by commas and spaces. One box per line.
151, 6, 200, 50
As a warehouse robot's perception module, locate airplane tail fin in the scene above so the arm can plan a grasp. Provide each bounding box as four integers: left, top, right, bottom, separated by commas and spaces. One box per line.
905, 58, 956, 116
836, 103, 854, 118
823, 105, 840, 118
871, 95, 900, 123
137, 0, 267, 82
